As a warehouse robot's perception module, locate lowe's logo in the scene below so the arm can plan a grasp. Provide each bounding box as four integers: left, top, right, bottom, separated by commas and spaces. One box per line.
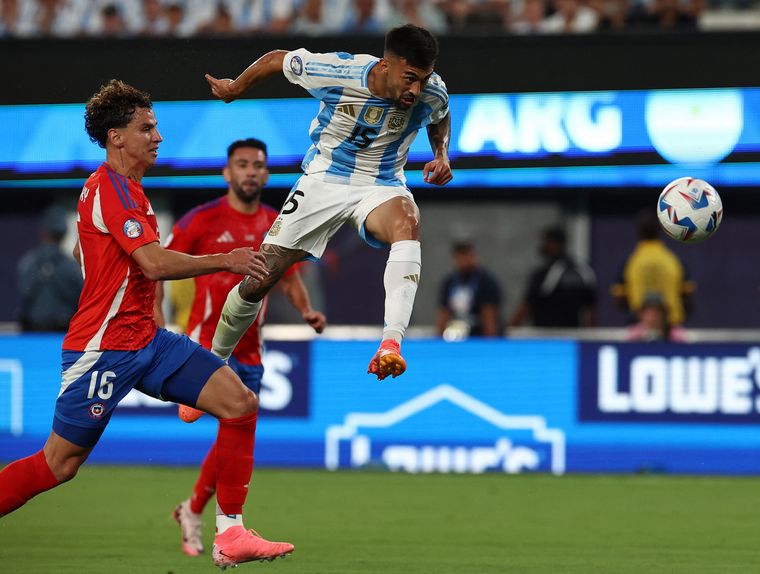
325, 384, 565, 475
579, 343, 760, 423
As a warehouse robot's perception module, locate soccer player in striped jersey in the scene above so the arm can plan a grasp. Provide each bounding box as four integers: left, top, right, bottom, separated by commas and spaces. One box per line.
0, 80, 294, 568
205, 24, 452, 380
162, 138, 326, 557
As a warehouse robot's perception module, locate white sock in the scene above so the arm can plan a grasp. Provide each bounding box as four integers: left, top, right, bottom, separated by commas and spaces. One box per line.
382, 240, 421, 343
211, 284, 262, 361
215, 502, 243, 534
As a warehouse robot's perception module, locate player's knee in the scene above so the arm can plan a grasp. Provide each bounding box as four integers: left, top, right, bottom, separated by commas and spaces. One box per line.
52, 458, 82, 483
391, 214, 419, 241
223, 387, 259, 419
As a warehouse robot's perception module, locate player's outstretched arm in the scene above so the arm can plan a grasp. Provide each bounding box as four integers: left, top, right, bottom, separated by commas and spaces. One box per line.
279, 270, 326, 333
132, 242, 269, 282
423, 112, 453, 186
205, 50, 288, 103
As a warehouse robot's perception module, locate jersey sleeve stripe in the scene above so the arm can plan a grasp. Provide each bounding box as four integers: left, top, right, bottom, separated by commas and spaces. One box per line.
425, 86, 449, 105
305, 69, 363, 80
115, 173, 137, 208
306, 62, 366, 70
106, 171, 132, 210
361, 61, 378, 87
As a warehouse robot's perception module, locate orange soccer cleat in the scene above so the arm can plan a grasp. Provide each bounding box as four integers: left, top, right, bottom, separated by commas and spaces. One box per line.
212, 526, 294, 569
367, 339, 407, 381
179, 404, 205, 423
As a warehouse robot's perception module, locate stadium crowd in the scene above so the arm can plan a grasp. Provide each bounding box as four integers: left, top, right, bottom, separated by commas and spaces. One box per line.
0, 0, 746, 38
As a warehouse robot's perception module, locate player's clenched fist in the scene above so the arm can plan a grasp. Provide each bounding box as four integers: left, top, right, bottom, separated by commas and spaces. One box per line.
205, 74, 238, 103
225, 247, 269, 280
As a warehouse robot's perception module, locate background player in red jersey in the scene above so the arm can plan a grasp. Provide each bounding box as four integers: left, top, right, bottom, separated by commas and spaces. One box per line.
0, 80, 295, 569
160, 138, 326, 556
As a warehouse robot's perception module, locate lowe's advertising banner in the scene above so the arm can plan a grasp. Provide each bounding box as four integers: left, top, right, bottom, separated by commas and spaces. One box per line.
1, 335, 759, 475
2, 87, 760, 189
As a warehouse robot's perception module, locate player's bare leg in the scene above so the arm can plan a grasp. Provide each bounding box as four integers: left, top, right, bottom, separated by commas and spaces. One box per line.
364, 197, 421, 380
0, 432, 92, 517
211, 245, 307, 361
194, 366, 294, 567
178, 245, 308, 425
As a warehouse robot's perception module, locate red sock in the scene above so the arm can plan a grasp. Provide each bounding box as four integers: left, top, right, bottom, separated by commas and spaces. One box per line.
0, 450, 59, 517
215, 412, 257, 516
190, 442, 217, 514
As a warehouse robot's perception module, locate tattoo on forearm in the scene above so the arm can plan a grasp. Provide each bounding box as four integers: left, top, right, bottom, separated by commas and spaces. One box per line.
240, 244, 308, 301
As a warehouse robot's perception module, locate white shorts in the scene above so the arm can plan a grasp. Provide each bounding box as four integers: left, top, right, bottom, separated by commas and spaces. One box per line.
263, 175, 415, 259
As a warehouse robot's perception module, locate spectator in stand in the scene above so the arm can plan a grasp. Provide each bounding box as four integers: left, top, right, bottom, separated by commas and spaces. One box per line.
437, 0, 509, 33
626, 293, 687, 342
237, 0, 296, 35
16, 206, 83, 332
510, 0, 547, 33
0, 0, 21, 36
387, 0, 448, 34
16, 0, 90, 38
341, 0, 388, 34
198, 3, 236, 36
437, 240, 503, 338
591, 0, 630, 31
165, 0, 194, 36
510, 226, 597, 328
139, 0, 169, 35
612, 211, 695, 326
291, 0, 331, 35
99, 3, 128, 36
629, 0, 699, 30
540, 0, 599, 33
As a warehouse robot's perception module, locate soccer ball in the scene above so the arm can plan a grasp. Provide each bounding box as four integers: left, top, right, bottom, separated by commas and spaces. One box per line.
657, 177, 723, 243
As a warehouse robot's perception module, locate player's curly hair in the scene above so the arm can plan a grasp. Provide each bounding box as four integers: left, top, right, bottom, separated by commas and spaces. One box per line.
384, 24, 439, 70
84, 79, 153, 148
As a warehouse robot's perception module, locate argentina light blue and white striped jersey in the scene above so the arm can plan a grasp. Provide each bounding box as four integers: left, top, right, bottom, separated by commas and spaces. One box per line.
282, 48, 449, 187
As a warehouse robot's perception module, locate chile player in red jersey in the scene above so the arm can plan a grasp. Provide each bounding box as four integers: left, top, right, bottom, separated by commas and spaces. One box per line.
0, 80, 295, 569
161, 138, 326, 556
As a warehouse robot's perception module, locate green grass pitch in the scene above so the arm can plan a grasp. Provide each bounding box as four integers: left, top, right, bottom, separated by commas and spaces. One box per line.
1, 466, 759, 573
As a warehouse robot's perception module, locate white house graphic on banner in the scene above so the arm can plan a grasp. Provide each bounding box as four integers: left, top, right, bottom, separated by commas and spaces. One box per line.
325, 384, 566, 475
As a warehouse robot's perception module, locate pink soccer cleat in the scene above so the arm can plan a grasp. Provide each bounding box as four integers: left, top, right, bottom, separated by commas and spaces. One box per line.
179, 404, 205, 423
173, 499, 204, 557
212, 526, 294, 569
367, 339, 407, 381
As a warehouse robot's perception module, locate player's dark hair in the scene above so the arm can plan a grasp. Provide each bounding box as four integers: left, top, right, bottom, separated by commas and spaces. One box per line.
227, 138, 268, 159
84, 79, 152, 148
384, 24, 438, 69
543, 226, 566, 246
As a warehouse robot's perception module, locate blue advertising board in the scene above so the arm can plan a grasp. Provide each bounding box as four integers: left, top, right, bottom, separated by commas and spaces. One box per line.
1, 335, 759, 475
2, 87, 760, 189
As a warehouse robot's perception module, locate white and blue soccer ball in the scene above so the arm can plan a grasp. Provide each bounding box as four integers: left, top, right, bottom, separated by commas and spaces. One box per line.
657, 177, 723, 243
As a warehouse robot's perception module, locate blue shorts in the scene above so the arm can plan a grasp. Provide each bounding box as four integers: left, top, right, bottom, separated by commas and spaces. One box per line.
54, 328, 225, 448
228, 356, 264, 395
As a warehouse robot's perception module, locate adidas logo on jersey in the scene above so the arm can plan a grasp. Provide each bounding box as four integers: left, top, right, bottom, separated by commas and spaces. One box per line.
216, 231, 235, 243
403, 274, 420, 284
336, 104, 357, 118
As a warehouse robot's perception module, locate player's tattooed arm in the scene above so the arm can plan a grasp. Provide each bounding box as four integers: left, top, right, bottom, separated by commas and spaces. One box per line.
423, 113, 453, 186
205, 50, 288, 103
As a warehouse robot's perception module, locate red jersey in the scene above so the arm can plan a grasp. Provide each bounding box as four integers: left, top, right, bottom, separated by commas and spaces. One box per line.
64, 163, 159, 351
165, 196, 293, 365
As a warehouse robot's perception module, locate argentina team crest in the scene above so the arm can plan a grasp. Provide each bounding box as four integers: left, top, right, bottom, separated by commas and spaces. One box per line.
123, 218, 143, 239
387, 111, 407, 134
364, 106, 384, 125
